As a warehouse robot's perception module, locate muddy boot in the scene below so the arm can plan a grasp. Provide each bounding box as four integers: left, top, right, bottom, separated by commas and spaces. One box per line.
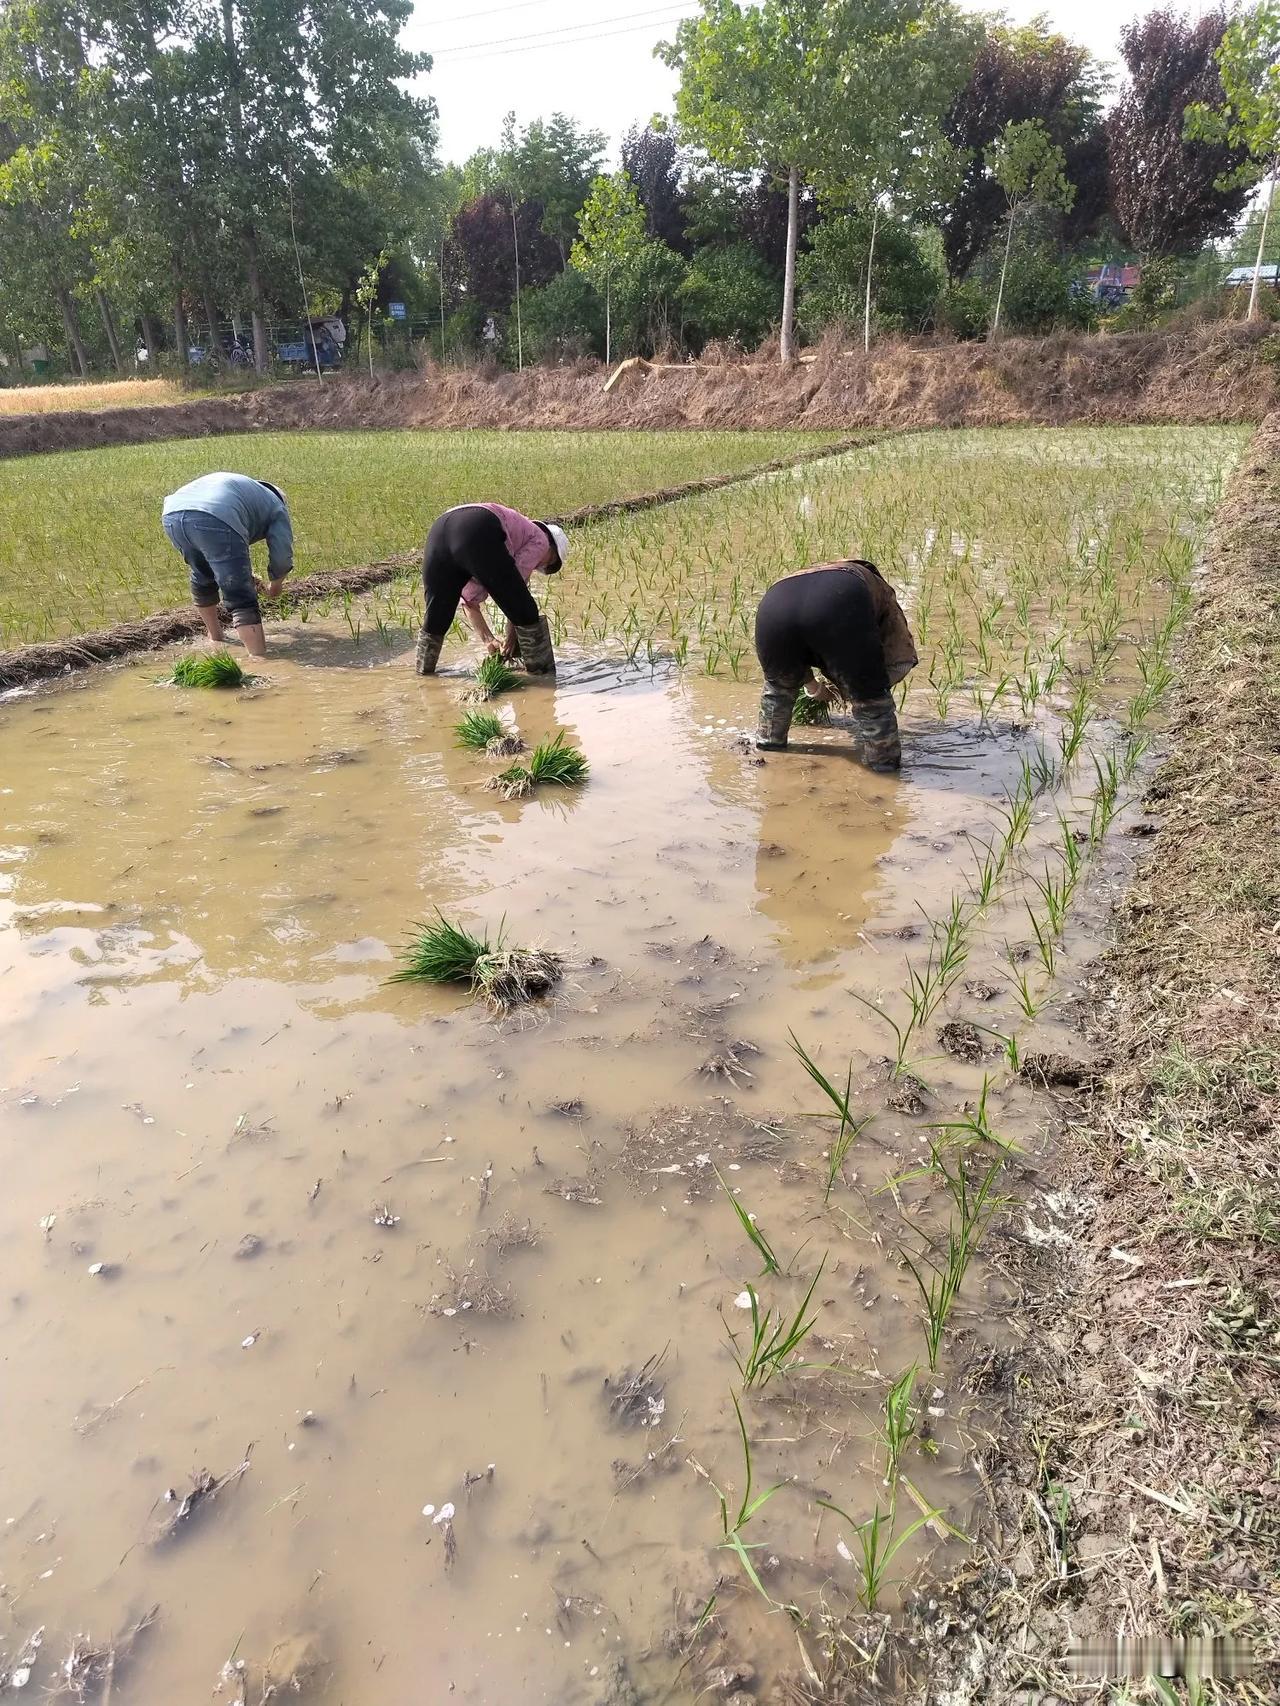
756, 681, 798, 751
514, 616, 555, 675
850, 693, 901, 772
415, 629, 444, 676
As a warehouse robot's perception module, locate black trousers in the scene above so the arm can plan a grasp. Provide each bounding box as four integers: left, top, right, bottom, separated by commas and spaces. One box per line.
754, 568, 889, 702
422, 506, 540, 638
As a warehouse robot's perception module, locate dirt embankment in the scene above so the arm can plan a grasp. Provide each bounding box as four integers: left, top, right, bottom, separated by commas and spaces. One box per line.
961, 411, 1280, 1699
2, 324, 1276, 461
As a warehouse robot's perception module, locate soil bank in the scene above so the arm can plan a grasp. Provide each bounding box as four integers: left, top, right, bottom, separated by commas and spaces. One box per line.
1, 324, 1276, 462
942, 411, 1280, 1700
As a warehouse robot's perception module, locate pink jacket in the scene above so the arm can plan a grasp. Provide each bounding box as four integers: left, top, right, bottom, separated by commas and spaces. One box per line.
456, 503, 550, 606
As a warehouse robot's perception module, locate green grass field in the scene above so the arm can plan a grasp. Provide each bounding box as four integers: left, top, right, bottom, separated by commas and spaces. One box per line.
0, 428, 840, 645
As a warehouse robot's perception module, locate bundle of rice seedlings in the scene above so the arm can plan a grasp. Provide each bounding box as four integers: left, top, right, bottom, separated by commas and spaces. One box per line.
389, 914, 492, 986
485, 763, 534, 800
454, 710, 504, 750
167, 649, 246, 688
468, 655, 521, 700
526, 730, 589, 786
388, 912, 560, 1010
792, 690, 833, 727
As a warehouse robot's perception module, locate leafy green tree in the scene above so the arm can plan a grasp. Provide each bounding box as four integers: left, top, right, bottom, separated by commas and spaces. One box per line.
797, 211, 944, 339
520, 269, 605, 363
988, 119, 1075, 338
1187, 3, 1280, 319
571, 171, 648, 362
678, 242, 777, 347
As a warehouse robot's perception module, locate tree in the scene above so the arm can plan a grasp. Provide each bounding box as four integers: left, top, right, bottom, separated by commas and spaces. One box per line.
621, 124, 690, 252
570, 172, 648, 363
797, 211, 944, 339
1187, 3, 1280, 320
679, 242, 778, 346
938, 17, 1107, 277
1108, 8, 1252, 260
988, 119, 1075, 338
662, 0, 978, 363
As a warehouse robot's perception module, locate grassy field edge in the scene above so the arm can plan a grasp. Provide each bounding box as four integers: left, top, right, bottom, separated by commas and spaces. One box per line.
946, 409, 1280, 1701
0, 433, 869, 690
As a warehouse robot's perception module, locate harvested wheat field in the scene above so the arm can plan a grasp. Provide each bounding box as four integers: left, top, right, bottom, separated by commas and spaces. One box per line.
0, 424, 1275, 1704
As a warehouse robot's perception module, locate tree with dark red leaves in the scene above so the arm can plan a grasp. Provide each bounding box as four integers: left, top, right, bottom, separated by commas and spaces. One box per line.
1108, 8, 1253, 258
937, 19, 1108, 278
448, 194, 560, 317
620, 125, 691, 254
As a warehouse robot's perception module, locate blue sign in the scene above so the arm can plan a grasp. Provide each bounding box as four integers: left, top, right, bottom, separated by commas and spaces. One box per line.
389, 301, 407, 320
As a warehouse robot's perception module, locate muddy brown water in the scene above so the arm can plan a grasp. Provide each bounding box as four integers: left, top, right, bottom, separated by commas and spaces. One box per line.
0, 609, 1154, 1702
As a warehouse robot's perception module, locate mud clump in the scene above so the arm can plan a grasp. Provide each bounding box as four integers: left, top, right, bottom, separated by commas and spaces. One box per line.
1019, 1051, 1108, 1092
939, 1020, 985, 1063
604, 1349, 667, 1428
886, 1073, 930, 1115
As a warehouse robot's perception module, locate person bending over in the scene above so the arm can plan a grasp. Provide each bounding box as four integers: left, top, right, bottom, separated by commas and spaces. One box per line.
754, 559, 917, 771
415, 503, 568, 677
162, 472, 294, 659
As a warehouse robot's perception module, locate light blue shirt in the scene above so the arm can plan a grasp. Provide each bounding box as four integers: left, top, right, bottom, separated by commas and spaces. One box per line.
163, 473, 294, 578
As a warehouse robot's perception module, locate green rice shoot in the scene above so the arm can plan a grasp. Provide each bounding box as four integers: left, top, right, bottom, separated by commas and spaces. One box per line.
527, 731, 589, 786
454, 710, 504, 750
167, 649, 247, 689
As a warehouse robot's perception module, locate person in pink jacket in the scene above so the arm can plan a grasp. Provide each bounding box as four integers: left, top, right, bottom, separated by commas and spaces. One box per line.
415, 502, 569, 677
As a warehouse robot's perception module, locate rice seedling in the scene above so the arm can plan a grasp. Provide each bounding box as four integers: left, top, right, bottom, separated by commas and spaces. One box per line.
714, 1166, 781, 1275
788, 1032, 868, 1201
388, 912, 560, 1010
469, 654, 521, 700
727, 1258, 826, 1389
879, 1365, 918, 1481
850, 990, 913, 1080
792, 690, 832, 727
526, 731, 589, 787
709, 1392, 792, 1607
1025, 905, 1059, 979
928, 1076, 1019, 1155
454, 710, 504, 750
819, 1492, 940, 1611
1031, 865, 1073, 935
1003, 951, 1046, 1020
485, 763, 534, 800
901, 1223, 975, 1372
166, 649, 247, 688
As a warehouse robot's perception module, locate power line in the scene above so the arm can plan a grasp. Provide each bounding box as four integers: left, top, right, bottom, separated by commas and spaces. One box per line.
432, 2, 692, 56
433, 7, 694, 61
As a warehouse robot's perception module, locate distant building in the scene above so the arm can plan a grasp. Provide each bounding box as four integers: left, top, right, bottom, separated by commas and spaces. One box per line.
1224, 264, 1280, 289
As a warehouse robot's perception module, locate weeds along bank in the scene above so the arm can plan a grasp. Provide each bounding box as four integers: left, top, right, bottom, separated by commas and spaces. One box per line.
956, 412, 1280, 1701
0, 324, 1275, 462
0, 426, 1258, 1701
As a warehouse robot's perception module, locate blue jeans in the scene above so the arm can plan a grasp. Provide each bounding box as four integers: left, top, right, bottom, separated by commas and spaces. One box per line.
163, 510, 259, 625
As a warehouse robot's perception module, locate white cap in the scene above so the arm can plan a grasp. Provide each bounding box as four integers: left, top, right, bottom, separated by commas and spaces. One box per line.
545, 523, 569, 567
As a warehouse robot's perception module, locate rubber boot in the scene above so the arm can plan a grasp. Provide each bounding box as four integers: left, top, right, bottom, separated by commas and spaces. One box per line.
756, 680, 798, 751
849, 693, 901, 772
416, 629, 444, 676
514, 615, 555, 675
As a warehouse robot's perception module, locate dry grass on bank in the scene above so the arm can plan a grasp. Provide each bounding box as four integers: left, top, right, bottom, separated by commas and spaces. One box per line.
0, 378, 188, 415
957, 412, 1280, 1703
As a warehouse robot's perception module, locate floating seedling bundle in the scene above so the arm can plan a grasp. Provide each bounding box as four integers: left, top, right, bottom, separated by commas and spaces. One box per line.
390, 913, 561, 1011
166, 649, 248, 688
484, 731, 588, 801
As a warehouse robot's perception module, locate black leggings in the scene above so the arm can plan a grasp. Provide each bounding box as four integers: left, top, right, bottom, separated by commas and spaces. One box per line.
422, 506, 540, 638
754, 568, 889, 703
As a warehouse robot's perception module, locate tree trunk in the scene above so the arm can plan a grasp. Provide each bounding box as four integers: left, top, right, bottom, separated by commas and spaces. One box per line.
1246, 170, 1276, 323
57, 287, 90, 377
96, 289, 124, 372
864, 200, 879, 355
605, 272, 612, 366
991, 203, 1016, 341
438, 237, 447, 363
511, 199, 523, 372
780, 164, 799, 364
173, 279, 189, 370
243, 228, 269, 373
142, 312, 162, 363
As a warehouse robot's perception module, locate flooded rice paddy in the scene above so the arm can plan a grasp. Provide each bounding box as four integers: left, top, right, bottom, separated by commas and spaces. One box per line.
0, 427, 1248, 1701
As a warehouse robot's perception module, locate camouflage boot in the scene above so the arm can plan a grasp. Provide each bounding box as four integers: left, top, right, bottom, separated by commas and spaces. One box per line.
514, 615, 555, 675
756, 680, 798, 751
849, 693, 901, 771
415, 630, 444, 676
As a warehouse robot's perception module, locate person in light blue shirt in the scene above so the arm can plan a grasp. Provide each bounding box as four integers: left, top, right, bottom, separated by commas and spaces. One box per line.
161, 472, 295, 657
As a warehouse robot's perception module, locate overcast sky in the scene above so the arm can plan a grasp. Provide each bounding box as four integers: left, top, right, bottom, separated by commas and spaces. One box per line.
405, 0, 1216, 167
